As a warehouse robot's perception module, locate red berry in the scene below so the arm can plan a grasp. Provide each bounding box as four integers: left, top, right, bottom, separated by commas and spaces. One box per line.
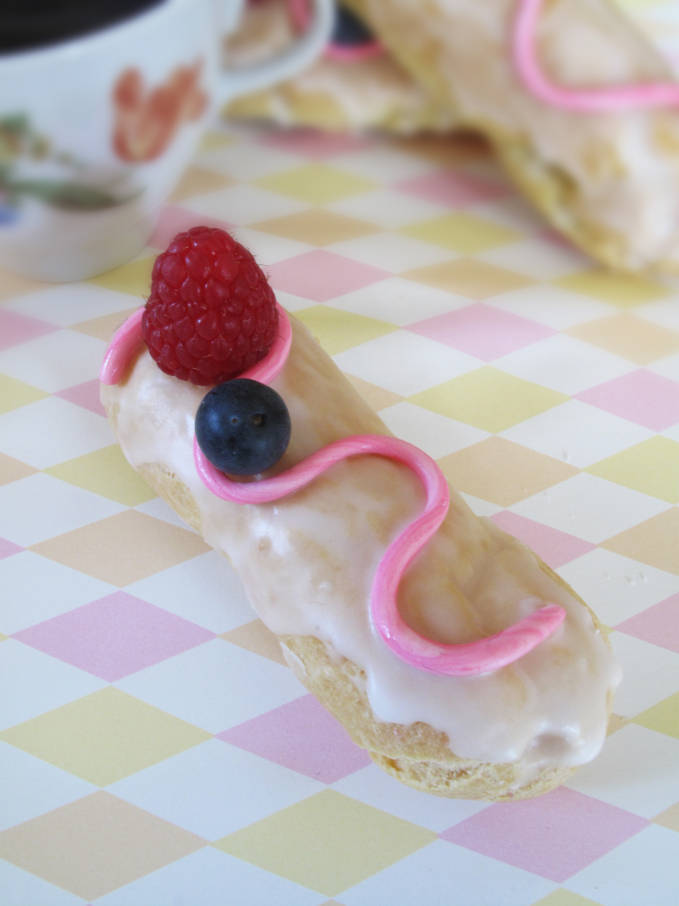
142, 226, 278, 385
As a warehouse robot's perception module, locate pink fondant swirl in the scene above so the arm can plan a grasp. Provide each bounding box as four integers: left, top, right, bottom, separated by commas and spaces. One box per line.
102, 303, 565, 676
514, 0, 679, 112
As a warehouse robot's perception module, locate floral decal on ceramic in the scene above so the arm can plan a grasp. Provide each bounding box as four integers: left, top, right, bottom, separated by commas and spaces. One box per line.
0, 114, 136, 223
112, 60, 208, 163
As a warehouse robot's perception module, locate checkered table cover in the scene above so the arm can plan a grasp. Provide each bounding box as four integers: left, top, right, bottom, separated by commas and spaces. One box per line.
1, 119, 679, 906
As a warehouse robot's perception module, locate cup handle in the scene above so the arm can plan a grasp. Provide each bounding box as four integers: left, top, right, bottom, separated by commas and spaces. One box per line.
216, 0, 334, 105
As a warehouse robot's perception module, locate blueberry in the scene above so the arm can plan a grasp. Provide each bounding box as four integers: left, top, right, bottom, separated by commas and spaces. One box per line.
332, 5, 374, 46
195, 379, 291, 476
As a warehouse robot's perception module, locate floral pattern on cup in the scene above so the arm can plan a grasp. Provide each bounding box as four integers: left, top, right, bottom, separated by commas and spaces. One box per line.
112, 60, 208, 163
0, 113, 137, 220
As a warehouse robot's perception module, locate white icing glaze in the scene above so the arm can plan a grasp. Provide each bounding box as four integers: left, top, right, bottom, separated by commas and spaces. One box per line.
351, 0, 679, 268
102, 322, 620, 768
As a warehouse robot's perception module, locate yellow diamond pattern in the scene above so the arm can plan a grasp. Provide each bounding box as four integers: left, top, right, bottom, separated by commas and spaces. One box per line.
0, 374, 46, 413
604, 508, 679, 575
295, 306, 397, 355
439, 437, 577, 505
46, 445, 157, 506
568, 314, 679, 364
633, 692, 679, 739
215, 790, 435, 896
557, 269, 669, 306
88, 255, 154, 298
587, 437, 679, 503
0, 451, 36, 485
410, 368, 568, 432
0, 688, 210, 785
531, 891, 604, 906
74, 308, 140, 341
402, 212, 519, 253
403, 257, 532, 298
254, 208, 378, 246
258, 163, 376, 205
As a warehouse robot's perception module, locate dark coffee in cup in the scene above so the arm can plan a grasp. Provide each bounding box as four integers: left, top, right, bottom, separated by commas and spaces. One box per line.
2, 0, 164, 54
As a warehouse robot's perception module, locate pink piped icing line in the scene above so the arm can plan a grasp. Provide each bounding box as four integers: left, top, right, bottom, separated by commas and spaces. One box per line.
99, 303, 292, 386
195, 432, 565, 675
514, 0, 679, 112
102, 302, 565, 675
100, 308, 144, 385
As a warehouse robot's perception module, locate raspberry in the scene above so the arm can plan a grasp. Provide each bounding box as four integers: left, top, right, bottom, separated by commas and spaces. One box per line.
142, 226, 278, 385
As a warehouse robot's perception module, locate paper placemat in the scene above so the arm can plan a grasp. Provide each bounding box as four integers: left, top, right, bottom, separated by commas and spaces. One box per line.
1, 122, 679, 905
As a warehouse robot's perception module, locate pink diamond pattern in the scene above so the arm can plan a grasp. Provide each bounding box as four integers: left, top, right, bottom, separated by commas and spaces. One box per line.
267, 250, 389, 302
616, 594, 679, 653
409, 303, 554, 360
576, 370, 679, 431
0, 537, 22, 559
261, 128, 370, 158
490, 511, 595, 568
0, 310, 57, 351
441, 787, 647, 882
217, 694, 371, 782
13, 592, 214, 681
149, 206, 233, 250
56, 380, 106, 416
396, 170, 510, 207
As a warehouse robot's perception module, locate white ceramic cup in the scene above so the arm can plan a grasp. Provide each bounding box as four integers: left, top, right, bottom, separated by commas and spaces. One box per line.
0, 0, 333, 281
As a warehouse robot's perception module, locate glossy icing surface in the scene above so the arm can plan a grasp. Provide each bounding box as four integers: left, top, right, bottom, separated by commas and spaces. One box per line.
102, 316, 620, 770
104, 306, 567, 676
196, 432, 566, 675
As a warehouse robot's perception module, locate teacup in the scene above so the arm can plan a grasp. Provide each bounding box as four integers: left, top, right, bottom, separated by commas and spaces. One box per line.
0, 0, 333, 281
